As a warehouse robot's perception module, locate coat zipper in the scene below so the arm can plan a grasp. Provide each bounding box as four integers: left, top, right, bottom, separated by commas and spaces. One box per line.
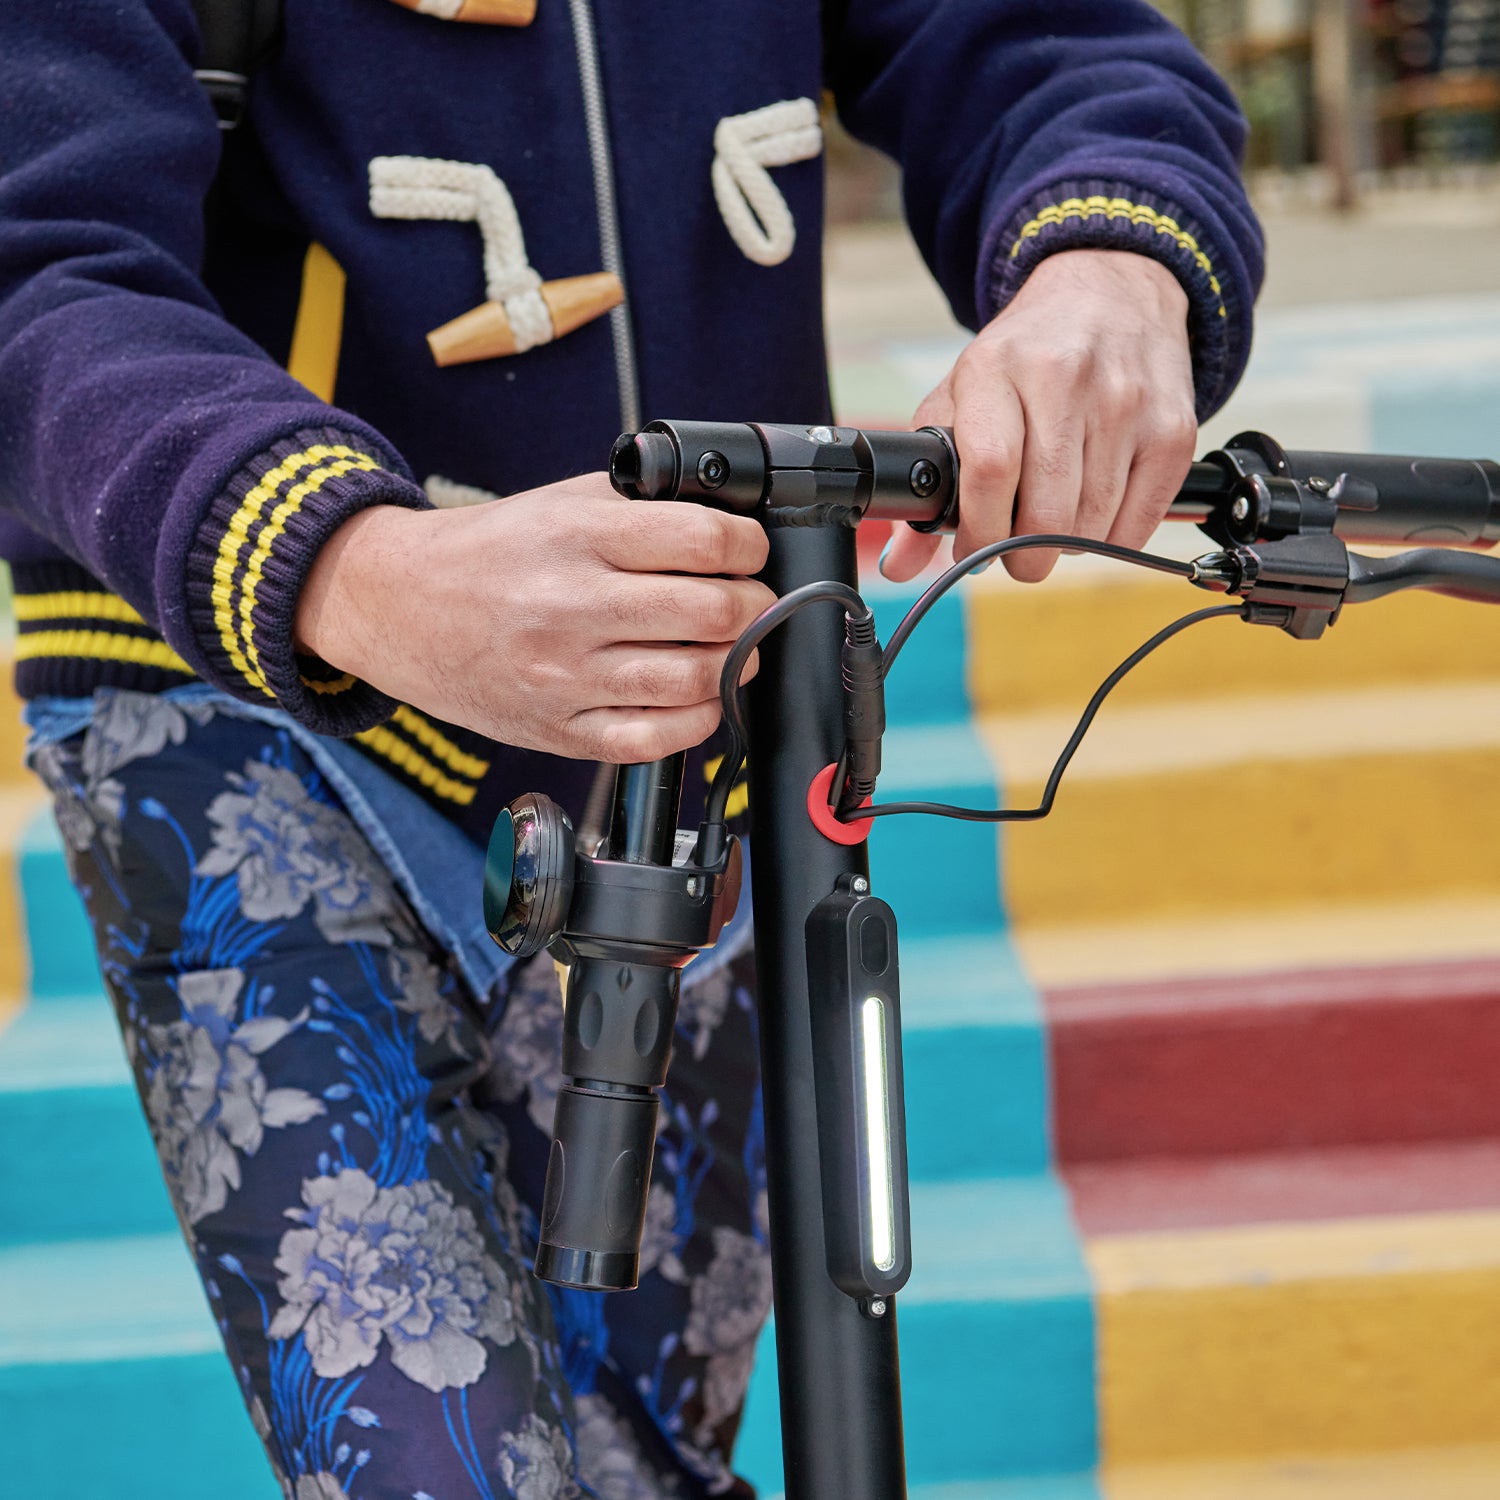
566, 0, 641, 434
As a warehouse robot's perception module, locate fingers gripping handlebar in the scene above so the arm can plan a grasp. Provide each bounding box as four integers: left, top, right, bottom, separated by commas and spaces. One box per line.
611, 420, 1500, 632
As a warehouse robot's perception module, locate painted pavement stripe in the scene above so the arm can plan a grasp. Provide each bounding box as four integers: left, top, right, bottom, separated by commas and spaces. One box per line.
1068, 1138, 1500, 1236
1047, 957, 1500, 1164
1089, 1210, 1500, 1463
1016, 894, 1500, 989
0, 1233, 220, 1364
985, 680, 1500, 787
1103, 1444, 1500, 1500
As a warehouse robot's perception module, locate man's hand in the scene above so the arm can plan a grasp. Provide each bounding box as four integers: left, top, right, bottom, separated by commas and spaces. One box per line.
294, 473, 775, 762
881, 249, 1199, 584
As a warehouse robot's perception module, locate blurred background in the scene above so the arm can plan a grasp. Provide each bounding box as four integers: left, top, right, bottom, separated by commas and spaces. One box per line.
4, 4, 1500, 1498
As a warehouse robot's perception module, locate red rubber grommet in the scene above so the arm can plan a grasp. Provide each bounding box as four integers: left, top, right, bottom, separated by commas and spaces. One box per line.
807, 763, 874, 846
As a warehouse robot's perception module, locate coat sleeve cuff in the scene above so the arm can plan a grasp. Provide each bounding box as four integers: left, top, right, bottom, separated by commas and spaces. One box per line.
979, 179, 1241, 421
181, 424, 432, 736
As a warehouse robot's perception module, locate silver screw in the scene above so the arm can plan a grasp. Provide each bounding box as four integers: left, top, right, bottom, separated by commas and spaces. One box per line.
686, 876, 704, 897
851, 876, 869, 895
807, 425, 836, 444
1230, 496, 1251, 523
868, 1298, 887, 1318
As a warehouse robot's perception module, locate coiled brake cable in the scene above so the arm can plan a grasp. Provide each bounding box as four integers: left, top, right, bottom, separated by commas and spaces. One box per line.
703, 534, 1246, 830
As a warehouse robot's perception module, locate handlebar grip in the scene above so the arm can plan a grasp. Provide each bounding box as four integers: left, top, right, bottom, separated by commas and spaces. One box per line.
1285, 452, 1500, 546
1170, 446, 1500, 547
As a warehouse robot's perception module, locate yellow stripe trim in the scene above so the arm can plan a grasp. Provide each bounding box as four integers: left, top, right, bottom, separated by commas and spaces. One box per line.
303, 671, 359, 696
237, 455, 381, 686
703, 753, 750, 820
286, 242, 347, 404
355, 725, 478, 806
210, 443, 369, 690
1010, 195, 1228, 318
391, 705, 490, 780
15, 630, 193, 675
13, 591, 146, 626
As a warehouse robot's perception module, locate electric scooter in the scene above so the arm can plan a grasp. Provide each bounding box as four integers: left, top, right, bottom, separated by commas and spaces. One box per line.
483, 420, 1500, 1499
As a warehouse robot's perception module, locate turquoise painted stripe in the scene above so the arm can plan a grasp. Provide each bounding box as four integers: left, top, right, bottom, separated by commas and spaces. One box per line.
3, 1353, 275, 1499
734, 1174, 1097, 1492
0, 1233, 218, 1364
902, 933, 1050, 1177
873, 719, 1003, 936
20, 807, 100, 998
871, 584, 971, 726
0, 993, 176, 1246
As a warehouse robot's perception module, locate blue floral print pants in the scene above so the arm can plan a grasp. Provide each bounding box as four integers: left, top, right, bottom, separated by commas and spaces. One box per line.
30, 690, 770, 1500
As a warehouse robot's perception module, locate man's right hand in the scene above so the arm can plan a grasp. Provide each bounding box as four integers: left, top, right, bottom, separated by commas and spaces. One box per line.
293, 473, 775, 762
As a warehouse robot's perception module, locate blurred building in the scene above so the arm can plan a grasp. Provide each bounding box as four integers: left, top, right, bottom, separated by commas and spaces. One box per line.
827, 1, 1500, 226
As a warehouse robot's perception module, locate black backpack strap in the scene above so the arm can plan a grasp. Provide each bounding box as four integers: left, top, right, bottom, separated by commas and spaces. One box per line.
192, 0, 284, 129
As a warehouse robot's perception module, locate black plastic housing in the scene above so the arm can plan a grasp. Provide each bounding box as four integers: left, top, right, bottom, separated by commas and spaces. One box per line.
806, 882, 912, 1302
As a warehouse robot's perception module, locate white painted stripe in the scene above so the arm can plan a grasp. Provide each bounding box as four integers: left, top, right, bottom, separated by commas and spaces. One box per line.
984, 679, 1500, 787
1016, 894, 1500, 988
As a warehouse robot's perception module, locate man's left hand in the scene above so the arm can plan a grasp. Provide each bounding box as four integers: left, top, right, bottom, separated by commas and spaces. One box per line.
880, 248, 1199, 584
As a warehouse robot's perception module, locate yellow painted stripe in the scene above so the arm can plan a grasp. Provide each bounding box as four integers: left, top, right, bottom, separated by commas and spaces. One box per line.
1090, 1211, 1500, 1462
12, 592, 145, 626
392, 705, 489, 780
1003, 747, 1500, 928
209, 443, 369, 690
0, 788, 48, 999
237, 455, 381, 687
1010, 195, 1227, 318
1105, 1443, 1500, 1499
286, 242, 346, 404
0, 678, 28, 790
985, 680, 1500, 787
13, 630, 192, 675
964, 576, 1500, 716
1016, 894, 1500, 990
355, 725, 478, 806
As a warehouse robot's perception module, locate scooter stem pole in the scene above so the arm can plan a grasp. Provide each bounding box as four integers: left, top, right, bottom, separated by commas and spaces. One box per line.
747, 520, 907, 1499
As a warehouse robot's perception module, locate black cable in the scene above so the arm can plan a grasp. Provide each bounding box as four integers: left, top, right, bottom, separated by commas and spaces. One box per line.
705, 579, 867, 828
850, 603, 1244, 823
881, 533, 1196, 675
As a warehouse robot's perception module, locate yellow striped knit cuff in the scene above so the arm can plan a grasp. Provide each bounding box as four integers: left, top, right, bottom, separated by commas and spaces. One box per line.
185, 425, 432, 737
983, 179, 1240, 420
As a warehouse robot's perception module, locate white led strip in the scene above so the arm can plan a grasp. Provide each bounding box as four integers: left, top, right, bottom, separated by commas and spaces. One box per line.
861, 996, 897, 1274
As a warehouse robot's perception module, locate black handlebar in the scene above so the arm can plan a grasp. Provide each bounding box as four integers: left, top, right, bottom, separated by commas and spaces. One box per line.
1172, 442, 1500, 548
612, 419, 1500, 551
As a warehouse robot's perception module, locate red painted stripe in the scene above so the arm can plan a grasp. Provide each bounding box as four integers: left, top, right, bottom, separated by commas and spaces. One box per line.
1045, 958, 1500, 1164
1067, 1135, 1500, 1235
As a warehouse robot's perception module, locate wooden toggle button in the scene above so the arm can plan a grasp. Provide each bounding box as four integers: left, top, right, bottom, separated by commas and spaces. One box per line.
388, 0, 538, 26
426, 271, 624, 366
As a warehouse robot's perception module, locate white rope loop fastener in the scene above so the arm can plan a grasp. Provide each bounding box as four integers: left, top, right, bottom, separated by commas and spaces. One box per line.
369, 155, 553, 352
712, 98, 822, 267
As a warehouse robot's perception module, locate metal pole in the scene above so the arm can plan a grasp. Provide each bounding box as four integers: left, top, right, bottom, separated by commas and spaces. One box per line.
1313, 0, 1360, 212
747, 521, 907, 1500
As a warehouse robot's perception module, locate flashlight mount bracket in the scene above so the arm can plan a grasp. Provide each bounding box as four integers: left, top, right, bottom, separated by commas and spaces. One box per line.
1187, 430, 1355, 640
485, 778, 742, 1291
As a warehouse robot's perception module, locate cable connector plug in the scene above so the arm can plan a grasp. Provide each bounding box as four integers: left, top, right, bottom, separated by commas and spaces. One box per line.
838, 607, 885, 816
